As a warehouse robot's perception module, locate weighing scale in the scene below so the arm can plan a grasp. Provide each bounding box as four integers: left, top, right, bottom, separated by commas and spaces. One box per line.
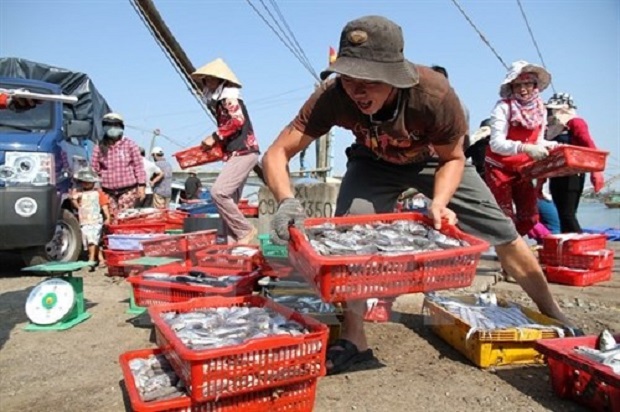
22, 261, 93, 331
121, 256, 183, 315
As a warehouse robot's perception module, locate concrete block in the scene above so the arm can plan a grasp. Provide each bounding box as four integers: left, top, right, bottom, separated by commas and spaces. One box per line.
257, 182, 341, 234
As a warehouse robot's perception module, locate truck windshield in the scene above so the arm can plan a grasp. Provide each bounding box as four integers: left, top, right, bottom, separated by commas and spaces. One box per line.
0, 83, 54, 132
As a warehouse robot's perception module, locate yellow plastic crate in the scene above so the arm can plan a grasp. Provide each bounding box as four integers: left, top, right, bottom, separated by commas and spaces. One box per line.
424, 296, 564, 368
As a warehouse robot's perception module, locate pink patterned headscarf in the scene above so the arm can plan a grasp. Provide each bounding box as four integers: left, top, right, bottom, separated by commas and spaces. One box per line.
508, 73, 545, 130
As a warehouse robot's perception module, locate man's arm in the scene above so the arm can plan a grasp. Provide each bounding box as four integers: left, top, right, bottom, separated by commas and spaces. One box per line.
262, 123, 315, 202
429, 136, 466, 228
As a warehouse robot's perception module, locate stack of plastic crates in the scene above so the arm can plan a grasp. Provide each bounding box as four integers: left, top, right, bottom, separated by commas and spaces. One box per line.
540, 234, 614, 286
536, 334, 620, 411
119, 296, 329, 411
103, 223, 166, 277
140, 229, 218, 266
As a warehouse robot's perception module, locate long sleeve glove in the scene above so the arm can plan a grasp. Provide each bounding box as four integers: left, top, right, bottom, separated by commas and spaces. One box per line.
521, 143, 550, 161
271, 198, 306, 245
591, 171, 605, 193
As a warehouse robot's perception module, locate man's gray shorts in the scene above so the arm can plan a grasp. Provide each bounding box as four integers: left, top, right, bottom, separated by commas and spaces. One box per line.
335, 145, 519, 246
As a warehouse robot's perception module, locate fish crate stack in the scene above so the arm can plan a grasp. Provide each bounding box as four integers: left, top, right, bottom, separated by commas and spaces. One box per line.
424, 294, 567, 368
536, 334, 620, 412
539, 234, 614, 286
288, 212, 490, 302
103, 223, 167, 277
141, 229, 219, 266
120, 296, 329, 411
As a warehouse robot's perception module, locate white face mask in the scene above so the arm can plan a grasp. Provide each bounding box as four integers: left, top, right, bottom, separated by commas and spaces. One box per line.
104, 126, 124, 140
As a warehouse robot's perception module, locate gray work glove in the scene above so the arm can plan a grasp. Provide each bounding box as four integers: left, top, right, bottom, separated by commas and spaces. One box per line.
521, 143, 549, 161
271, 198, 306, 245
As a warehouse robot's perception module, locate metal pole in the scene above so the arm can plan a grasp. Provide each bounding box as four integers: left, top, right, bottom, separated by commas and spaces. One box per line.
148, 128, 160, 155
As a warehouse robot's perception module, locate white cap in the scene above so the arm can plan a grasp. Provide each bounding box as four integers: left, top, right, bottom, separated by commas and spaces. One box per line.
151, 146, 164, 156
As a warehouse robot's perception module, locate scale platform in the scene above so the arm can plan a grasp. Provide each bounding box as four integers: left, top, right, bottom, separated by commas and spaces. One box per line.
22, 261, 93, 331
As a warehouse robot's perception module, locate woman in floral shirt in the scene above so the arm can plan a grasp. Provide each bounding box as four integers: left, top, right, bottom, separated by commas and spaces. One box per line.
192, 58, 259, 244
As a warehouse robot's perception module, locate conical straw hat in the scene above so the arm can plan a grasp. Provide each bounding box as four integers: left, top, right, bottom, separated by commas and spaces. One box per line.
191, 58, 242, 88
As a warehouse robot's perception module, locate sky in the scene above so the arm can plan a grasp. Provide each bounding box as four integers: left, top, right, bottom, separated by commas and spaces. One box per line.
1, 0, 619, 184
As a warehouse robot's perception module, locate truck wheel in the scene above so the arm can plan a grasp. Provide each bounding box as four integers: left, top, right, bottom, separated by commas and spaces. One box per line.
21, 209, 83, 266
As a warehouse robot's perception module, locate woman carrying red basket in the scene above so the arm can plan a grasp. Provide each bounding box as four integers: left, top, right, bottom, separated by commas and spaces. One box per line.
191, 58, 260, 245
485, 61, 558, 236
545, 93, 605, 233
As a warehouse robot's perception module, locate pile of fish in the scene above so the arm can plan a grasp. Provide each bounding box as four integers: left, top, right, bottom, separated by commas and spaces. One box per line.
143, 270, 244, 289
575, 330, 620, 375
272, 295, 337, 314
426, 293, 565, 339
161, 306, 309, 351
306, 220, 469, 256
128, 354, 186, 402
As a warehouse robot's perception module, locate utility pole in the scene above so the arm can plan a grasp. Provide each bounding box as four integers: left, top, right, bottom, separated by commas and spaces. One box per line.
148, 128, 160, 155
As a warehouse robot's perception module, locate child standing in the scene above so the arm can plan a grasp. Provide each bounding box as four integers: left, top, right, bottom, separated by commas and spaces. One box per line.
71, 168, 111, 268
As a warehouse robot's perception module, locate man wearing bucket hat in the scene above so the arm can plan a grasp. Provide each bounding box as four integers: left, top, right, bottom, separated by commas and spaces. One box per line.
263, 16, 578, 375
545, 93, 605, 232
191, 58, 260, 244
485, 61, 559, 237
70, 167, 111, 268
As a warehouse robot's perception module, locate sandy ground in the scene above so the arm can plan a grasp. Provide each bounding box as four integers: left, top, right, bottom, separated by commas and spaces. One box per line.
0, 243, 618, 412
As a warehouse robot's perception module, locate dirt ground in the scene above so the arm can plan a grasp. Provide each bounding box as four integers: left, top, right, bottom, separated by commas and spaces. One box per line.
0, 243, 618, 412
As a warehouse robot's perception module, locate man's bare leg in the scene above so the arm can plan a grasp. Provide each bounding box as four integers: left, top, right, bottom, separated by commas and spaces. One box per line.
496, 237, 573, 326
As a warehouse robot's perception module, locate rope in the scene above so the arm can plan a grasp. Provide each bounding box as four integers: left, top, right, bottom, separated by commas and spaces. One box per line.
515, 0, 556, 93
129, 0, 215, 127
245, 0, 320, 81
449, 0, 509, 70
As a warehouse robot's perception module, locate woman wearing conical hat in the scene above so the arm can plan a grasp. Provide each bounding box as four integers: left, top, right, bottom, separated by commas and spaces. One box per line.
191, 58, 259, 244
484, 61, 559, 236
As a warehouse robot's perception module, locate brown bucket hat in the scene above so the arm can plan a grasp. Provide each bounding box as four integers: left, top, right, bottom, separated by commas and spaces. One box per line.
320, 16, 419, 88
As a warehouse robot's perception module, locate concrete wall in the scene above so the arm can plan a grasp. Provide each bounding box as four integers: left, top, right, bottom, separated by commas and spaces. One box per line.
256, 182, 341, 235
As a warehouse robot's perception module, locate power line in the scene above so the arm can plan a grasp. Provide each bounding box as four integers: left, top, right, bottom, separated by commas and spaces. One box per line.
244, 0, 320, 81
268, 0, 315, 74
515, 0, 556, 93
125, 124, 185, 149
449, 0, 509, 70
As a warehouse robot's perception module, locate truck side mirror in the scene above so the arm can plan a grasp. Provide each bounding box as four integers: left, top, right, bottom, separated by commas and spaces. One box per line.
66, 119, 92, 138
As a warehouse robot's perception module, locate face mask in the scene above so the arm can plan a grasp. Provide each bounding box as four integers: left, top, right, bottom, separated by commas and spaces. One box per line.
104, 126, 124, 139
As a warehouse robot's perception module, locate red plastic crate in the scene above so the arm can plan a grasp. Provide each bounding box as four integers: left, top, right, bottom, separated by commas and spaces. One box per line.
542, 234, 608, 255
239, 204, 259, 218
544, 266, 613, 287
261, 259, 296, 278
128, 267, 260, 307
106, 223, 166, 235
102, 249, 143, 267
117, 210, 189, 231
191, 245, 264, 271
174, 144, 224, 169
142, 230, 219, 259
536, 335, 620, 412
519, 145, 609, 179
149, 296, 328, 402
119, 348, 317, 412
288, 212, 490, 302
540, 249, 614, 270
